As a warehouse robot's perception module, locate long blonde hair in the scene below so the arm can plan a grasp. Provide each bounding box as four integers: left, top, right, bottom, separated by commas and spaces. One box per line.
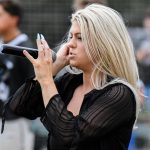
66, 4, 140, 121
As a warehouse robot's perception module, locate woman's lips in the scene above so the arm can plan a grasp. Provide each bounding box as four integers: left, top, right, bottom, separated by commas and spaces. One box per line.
68, 52, 76, 59
69, 51, 76, 55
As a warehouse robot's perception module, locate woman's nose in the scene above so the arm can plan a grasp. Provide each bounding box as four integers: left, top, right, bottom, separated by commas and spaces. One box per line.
68, 38, 77, 48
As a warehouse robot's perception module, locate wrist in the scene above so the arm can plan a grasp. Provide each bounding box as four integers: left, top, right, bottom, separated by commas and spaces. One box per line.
52, 58, 66, 76
39, 78, 54, 87
39, 78, 58, 107
55, 57, 67, 68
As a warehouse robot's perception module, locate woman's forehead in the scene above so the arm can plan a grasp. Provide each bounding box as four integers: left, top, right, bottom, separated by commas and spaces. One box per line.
70, 21, 81, 34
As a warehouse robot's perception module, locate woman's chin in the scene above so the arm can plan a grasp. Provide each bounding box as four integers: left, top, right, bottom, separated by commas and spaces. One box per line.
70, 64, 77, 68
69, 60, 77, 67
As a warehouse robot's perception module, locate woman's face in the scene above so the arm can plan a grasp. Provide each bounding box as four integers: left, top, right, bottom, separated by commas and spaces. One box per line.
68, 21, 93, 72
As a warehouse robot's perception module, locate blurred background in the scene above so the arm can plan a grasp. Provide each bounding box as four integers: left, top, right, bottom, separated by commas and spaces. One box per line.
0, 0, 150, 150
20, 0, 150, 46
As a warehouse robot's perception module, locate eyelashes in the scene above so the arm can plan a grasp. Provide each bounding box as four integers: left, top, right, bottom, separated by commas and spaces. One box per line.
77, 37, 82, 40
68, 36, 82, 41
68, 36, 72, 40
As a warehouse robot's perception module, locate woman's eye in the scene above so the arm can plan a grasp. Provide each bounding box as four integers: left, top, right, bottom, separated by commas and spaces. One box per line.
68, 36, 72, 40
77, 37, 82, 40
68, 36, 82, 41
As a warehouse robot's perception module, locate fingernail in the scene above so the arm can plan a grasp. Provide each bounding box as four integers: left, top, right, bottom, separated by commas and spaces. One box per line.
37, 33, 40, 40
40, 34, 45, 40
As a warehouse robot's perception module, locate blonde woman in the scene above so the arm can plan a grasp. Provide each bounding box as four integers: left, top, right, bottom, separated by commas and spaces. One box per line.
5, 4, 140, 150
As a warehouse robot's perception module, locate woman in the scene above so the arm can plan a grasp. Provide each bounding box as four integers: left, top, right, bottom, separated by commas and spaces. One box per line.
5, 4, 140, 150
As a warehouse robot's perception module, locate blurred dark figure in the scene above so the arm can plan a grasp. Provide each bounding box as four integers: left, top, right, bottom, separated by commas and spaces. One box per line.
0, 0, 34, 96
0, 59, 9, 115
73, 0, 108, 10
0, 1, 34, 150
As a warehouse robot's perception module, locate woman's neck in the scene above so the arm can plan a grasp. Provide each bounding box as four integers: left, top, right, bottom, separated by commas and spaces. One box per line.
81, 71, 94, 93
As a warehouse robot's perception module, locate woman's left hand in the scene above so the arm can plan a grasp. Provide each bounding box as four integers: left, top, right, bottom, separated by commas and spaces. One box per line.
23, 36, 53, 85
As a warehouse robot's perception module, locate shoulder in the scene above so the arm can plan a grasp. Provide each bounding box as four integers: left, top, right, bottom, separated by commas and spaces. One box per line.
18, 35, 34, 48
97, 83, 136, 107
94, 83, 137, 119
19, 40, 33, 48
81, 83, 137, 125
105, 83, 134, 97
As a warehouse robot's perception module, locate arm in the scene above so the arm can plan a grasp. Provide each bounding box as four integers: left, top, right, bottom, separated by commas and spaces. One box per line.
9, 77, 43, 119
23, 37, 69, 107
7, 38, 69, 118
1, 38, 69, 133
41, 94, 76, 146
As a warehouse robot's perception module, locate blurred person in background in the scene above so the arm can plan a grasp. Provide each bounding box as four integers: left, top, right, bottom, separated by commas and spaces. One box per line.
0, 0, 34, 96
73, 0, 108, 10
128, 8, 150, 150
136, 8, 150, 103
0, 1, 34, 150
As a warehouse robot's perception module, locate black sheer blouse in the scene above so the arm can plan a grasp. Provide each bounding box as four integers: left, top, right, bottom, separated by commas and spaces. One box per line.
5, 72, 136, 150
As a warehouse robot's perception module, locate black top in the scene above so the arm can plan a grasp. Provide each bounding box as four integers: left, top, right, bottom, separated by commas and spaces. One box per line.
6, 72, 136, 150
40, 73, 136, 150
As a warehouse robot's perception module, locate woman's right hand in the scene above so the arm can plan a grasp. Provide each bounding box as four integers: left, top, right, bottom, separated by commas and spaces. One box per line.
52, 43, 70, 76
56, 43, 70, 67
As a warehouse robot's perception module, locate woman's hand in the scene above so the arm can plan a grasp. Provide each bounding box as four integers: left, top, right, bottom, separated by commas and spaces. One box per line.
51, 43, 70, 76
56, 44, 70, 66
23, 35, 53, 85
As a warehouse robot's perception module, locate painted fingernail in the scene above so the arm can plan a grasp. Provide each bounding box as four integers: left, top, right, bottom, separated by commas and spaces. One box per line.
40, 34, 45, 40
37, 33, 40, 40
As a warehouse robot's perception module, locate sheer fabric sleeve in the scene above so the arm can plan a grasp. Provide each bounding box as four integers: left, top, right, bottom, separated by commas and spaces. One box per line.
6, 73, 66, 120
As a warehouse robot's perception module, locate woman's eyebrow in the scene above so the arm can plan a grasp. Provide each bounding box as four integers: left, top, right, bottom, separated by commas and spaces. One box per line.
70, 32, 81, 35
